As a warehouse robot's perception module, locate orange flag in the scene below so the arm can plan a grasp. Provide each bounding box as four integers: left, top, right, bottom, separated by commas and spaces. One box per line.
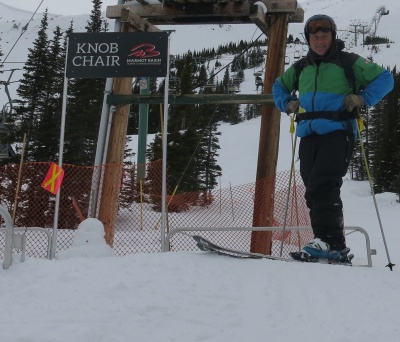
41, 163, 64, 195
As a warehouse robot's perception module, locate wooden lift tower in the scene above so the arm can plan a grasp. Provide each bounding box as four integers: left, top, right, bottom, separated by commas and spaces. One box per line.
103, 0, 303, 253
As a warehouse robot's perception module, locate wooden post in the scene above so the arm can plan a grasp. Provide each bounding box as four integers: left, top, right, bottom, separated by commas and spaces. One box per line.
98, 23, 134, 246
99, 9, 164, 246
250, 14, 289, 254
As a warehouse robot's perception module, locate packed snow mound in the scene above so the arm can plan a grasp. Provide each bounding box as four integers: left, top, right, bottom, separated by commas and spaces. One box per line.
57, 218, 114, 259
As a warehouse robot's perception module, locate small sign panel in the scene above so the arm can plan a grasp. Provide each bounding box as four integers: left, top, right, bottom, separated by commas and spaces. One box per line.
66, 32, 168, 78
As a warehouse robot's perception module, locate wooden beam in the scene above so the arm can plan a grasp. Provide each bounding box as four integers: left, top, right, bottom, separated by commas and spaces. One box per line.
107, 93, 274, 105
251, 4, 304, 35
107, 3, 253, 24
98, 23, 135, 247
289, 6, 304, 23
106, 1, 301, 25
249, 5, 269, 35
120, 8, 162, 33
251, 13, 289, 255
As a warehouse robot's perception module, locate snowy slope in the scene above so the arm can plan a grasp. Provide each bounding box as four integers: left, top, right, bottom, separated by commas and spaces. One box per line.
1, 1, 400, 341
1, 196, 400, 342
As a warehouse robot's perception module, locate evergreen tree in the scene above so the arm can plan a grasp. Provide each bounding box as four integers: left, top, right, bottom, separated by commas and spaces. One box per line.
12, 10, 51, 161
119, 164, 138, 209
169, 52, 196, 131
392, 172, 400, 202
197, 105, 222, 195
0, 32, 11, 165
146, 51, 223, 206
31, 25, 65, 161
145, 138, 165, 210
368, 67, 400, 193
147, 52, 202, 197
215, 69, 242, 124
197, 64, 208, 89
244, 103, 261, 121
64, 0, 107, 165
86, 0, 106, 33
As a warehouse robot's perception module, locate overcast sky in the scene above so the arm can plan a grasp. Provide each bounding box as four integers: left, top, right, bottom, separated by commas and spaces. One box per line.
0, 0, 122, 16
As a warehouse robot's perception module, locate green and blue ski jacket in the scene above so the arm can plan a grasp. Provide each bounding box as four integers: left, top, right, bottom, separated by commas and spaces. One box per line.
272, 40, 394, 138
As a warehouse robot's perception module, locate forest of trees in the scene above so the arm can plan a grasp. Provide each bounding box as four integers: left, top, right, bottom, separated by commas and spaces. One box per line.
0, 0, 399, 209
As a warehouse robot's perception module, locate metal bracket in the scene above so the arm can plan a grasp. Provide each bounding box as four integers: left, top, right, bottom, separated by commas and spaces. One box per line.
1, 206, 52, 269
1, 205, 28, 268
12, 233, 26, 262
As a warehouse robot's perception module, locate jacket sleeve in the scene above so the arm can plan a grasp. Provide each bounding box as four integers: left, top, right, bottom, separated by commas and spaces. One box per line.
353, 57, 394, 106
272, 66, 298, 113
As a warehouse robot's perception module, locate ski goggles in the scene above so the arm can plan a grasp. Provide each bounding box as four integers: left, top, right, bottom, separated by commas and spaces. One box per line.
307, 20, 333, 34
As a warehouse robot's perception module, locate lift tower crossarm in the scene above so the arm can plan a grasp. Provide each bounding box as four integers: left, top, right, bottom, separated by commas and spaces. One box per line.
107, 0, 301, 25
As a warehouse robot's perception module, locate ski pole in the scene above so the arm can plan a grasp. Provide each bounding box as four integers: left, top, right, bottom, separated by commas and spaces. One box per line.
279, 115, 298, 257
356, 109, 395, 271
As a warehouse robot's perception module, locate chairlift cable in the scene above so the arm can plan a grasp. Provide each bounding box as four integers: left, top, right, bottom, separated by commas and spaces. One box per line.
177, 27, 266, 188
192, 31, 264, 91
1, 0, 44, 67
174, 20, 282, 186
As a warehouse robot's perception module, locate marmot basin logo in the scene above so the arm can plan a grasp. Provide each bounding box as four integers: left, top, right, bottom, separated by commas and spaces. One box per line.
128, 43, 160, 58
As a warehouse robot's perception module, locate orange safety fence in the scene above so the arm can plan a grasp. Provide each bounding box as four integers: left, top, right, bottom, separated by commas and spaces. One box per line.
0, 161, 312, 259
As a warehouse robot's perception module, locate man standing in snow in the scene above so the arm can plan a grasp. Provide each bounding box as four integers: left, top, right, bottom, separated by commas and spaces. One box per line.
272, 14, 393, 261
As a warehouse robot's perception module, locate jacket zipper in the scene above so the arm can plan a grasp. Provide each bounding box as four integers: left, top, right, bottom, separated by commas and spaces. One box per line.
311, 64, 320, 111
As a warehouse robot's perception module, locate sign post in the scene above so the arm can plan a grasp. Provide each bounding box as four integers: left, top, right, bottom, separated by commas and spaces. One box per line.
51, 45, 69, 258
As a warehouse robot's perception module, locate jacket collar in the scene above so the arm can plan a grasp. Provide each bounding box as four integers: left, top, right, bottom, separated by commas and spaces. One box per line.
307, 39, 345, 64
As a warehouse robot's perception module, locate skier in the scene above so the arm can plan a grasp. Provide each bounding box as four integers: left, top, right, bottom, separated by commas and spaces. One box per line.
272, 14, 394, 261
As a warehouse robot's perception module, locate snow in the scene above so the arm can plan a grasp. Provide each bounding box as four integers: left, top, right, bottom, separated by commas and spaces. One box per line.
56, 218, 115, 259
1, 0, 400, 341
2, 195, 400, 342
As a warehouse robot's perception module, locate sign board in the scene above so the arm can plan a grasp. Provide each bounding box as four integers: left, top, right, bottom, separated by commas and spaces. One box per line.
66, 32, 168, 78
41, 163, 64, 195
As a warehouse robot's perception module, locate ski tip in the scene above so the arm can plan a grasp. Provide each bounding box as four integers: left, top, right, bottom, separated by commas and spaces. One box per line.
386, 262, 395, 271
192, 235, 201, 242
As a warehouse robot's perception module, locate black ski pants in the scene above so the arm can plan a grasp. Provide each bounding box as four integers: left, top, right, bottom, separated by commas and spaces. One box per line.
299, 129, 355, 251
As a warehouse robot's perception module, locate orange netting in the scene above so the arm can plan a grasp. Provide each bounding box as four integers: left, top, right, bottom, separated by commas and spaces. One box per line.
0, 161, 312, 259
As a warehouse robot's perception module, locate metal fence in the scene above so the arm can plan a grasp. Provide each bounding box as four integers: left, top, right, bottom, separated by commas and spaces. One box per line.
0, 161, 313, 259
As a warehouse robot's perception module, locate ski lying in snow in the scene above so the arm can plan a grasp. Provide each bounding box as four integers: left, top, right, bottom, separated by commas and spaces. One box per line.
193, 235, 295, 262
193, 235, 353, 266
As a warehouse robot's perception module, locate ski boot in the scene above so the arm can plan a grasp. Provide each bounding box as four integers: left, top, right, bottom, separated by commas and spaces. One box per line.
290, 238, 353, 264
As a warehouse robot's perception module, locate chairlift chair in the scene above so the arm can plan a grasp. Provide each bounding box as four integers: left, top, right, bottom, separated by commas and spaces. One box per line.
169, 76, 180, 94
232, 72, 244, 85
227, 79, 240, 93
255, 76, 263, 89
0, 145, 8, 161
169, 54, 176, 67
203, 79, 216, 90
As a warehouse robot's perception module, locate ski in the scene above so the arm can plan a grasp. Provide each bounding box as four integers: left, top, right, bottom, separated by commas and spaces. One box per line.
193, 235, 296, 262
193, 235, 353, 266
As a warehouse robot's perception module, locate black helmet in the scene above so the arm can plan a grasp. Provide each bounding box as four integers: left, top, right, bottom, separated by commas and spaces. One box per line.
304, 14, 337, 44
